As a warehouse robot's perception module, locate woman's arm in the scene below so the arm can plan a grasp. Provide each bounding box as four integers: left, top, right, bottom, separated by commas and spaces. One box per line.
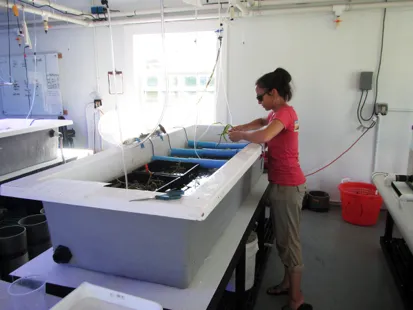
231, 118, 269, 132
229, 119, 284, 144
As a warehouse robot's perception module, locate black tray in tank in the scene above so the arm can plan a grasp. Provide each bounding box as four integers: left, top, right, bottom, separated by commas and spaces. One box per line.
138, 160, 200, 177
106, 172, 180, 192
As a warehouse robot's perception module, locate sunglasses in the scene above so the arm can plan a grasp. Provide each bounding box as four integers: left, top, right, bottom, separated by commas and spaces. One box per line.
256, 92, 269, 102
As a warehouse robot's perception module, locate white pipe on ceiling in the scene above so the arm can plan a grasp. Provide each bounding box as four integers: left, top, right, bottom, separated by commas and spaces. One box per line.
29, 0, 93, 17
108, 4, 224, 18
92, 0, 413, 27
0, 1, 90, 26
1, 0, 412, 29
255, 0, 348, 6
250, 0, 413, 15
93, 12, 220, 27
230, 0, 250, 15
256, 0, 340, 5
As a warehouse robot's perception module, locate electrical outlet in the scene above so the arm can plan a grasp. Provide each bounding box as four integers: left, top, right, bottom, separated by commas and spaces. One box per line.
376, 103, 388, 116
94, 99, 102, 109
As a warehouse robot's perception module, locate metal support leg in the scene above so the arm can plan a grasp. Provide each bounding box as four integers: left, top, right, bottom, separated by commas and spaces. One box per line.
257, 205, 265, 251
384, 211, 394, 240
235, 243, 246, 310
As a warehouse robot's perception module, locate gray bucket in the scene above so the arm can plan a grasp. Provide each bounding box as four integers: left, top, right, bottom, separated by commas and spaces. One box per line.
18, 215, 51, 259
0, 225, 29, 279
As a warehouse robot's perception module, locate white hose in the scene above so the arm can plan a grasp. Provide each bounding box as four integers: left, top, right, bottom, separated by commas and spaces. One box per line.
121, 0, 169, 149
25, 14, 37, 119
197, 20, 232, 141
107, 9, 129, 189
193, 9, 201, 159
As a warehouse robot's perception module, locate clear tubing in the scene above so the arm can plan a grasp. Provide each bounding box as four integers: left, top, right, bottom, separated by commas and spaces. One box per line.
193, 9, 201, 159
123, 0, 169, 149
107, 8, 129, 189
25, 14, 37, 119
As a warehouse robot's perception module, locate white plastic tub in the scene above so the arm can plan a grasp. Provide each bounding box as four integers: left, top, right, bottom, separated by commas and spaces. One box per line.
1, 125, 263, 288
51, 282, 163, 310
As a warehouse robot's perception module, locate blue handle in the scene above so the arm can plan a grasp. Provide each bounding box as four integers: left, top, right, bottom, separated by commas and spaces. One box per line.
156, 190, 184, 200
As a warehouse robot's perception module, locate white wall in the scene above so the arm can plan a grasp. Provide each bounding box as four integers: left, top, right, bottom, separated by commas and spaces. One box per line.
227, 8, 413, 199
0, 7, 412, 199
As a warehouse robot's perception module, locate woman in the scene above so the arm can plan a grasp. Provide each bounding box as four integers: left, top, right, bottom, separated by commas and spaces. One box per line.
229, 68, 311, 310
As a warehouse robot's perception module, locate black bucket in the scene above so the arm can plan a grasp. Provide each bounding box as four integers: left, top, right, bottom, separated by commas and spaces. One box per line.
307, 191, 330, 212
0, 225, 29, 279
18, 215, 51, 259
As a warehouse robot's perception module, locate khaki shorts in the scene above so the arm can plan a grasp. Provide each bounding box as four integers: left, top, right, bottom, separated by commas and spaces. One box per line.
268, 183, 306, 272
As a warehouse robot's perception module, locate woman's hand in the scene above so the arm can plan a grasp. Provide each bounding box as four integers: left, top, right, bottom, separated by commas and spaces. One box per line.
228, 131, 244, 142
229, 125, 245, 132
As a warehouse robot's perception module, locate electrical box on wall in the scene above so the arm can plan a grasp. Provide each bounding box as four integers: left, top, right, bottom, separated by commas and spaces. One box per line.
359, 72, 373, 91
376, 103, 388, 115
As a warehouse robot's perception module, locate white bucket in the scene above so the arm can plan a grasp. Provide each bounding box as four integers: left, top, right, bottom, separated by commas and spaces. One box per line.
226, 232, 259, 292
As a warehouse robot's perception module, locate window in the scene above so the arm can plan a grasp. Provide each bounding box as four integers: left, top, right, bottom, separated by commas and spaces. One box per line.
146, 77, 158, 87
134, 31, 218, 132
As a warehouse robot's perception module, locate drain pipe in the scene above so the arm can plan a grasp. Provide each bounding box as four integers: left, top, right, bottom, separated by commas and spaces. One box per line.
0, 1, 91, 26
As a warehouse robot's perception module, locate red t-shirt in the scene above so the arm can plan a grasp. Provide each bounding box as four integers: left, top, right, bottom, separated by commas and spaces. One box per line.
266, 106, 306, 186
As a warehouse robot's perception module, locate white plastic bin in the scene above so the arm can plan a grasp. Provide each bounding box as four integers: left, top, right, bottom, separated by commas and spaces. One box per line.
226, 232, 259, 292
51, 282, 163, 310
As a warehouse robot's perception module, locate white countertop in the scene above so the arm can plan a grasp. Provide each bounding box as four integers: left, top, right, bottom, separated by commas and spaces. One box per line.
11, 175, 269, 310
373, 174, 413, 251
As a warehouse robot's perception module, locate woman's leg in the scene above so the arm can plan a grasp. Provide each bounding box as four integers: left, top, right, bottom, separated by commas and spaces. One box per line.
269, 184, 308, 309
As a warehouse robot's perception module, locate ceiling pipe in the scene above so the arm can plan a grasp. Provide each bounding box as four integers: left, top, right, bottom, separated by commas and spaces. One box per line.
92, 0, 413, 26
108, 4, 225, 18
230, 0, 250, 15
0, 0, 412, 30
28, 0, 94, 18
254, 0, 349, 6
92, 12, 220, 27
251, 0, 413, 14
0, 1, 90, 26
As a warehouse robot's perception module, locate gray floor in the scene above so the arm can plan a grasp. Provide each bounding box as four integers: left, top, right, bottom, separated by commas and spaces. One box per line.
255, 208, 405, 310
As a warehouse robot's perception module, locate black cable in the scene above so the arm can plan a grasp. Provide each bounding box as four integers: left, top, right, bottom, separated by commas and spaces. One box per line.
372, 5, 387, 117
359, 90, 371, 122
356, 90, 364, 126
6, 0, 12, 83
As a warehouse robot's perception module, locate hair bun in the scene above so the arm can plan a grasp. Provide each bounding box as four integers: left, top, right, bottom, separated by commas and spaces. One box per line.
274, 67, 292, 84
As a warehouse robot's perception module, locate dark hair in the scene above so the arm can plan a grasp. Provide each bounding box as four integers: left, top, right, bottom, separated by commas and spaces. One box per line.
256, 68, 292, 101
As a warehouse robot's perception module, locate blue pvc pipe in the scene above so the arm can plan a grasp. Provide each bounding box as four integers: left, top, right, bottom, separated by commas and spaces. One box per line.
188, 140, 248, 149
152, 156, 227, 169
170, 148, 239, 158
